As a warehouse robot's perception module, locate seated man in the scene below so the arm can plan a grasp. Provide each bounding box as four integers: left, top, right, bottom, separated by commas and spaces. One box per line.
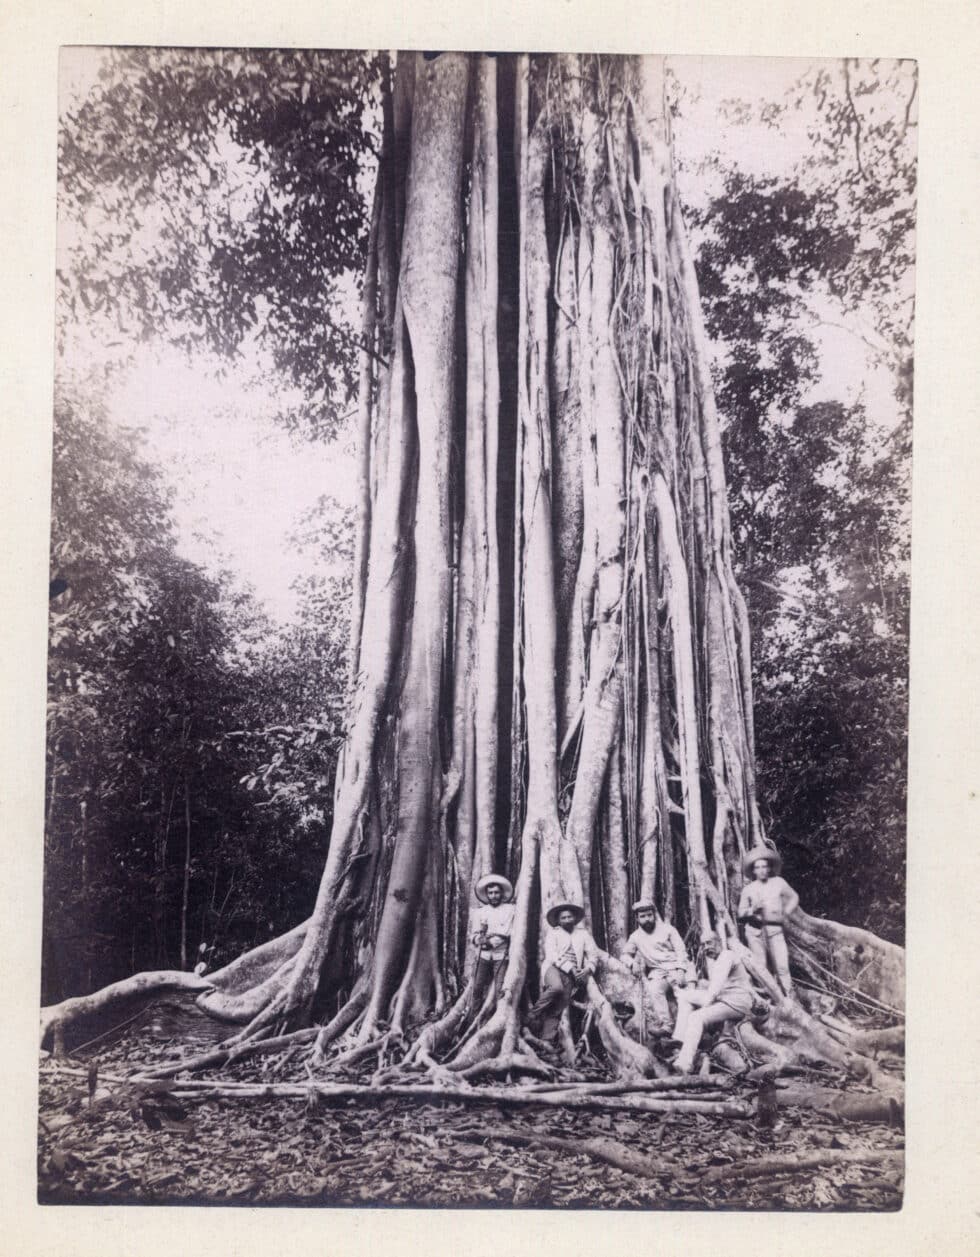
737, 845, 799, 997
670, 932, 755, 1074
526, 903, 598, 1043
620, 900, 692, 1034
470, 873, 516, 1010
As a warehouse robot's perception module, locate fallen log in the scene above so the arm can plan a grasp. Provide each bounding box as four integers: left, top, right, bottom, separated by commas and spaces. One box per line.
134, 1078, 753, 1118
528, 1075, 731, 1095
775, 1084, 903, 1125
701, 1146, 904, 1185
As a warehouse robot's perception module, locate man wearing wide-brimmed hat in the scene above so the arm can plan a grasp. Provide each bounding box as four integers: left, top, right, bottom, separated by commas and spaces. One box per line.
737, 846, 799, 997
526, 903, 599, 1043
470, 874, 516, 1009
620, 901, 693, 1033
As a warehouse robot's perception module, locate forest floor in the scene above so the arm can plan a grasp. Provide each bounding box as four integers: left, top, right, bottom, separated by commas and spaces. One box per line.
37, 1001, 904, 1211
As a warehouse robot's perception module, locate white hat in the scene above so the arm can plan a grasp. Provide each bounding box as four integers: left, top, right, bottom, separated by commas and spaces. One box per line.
742, 845, 782, 876
546, 902, 586, 928
475, 873, 514, 904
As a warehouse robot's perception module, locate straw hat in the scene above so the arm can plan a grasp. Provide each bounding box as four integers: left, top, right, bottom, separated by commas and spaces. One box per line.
546, 902, 586, 928
742, 845, 782, 876
475, 873, 514, 904
631, 899, 658, 914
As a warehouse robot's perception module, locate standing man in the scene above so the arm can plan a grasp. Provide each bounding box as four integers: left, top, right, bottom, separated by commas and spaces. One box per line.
620, 901, 693, 1034
526, 903, 598, 1043
470, 873, 516, 1010
737, 845, 799, 997
670, 932, 755, 1074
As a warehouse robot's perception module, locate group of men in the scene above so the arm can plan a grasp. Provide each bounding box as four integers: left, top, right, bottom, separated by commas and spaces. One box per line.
468, 844, 801, 1073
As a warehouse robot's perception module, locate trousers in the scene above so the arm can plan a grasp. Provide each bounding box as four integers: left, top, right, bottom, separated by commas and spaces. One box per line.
745, 925, 793, 996
526, 965, 576, 1042
471, 955, 507, 1011
671, 988, 744, 1073
640, 969, 685, 1032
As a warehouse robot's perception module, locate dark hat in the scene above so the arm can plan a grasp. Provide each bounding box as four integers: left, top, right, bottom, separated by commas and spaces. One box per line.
474, 873, 514, 904
742, 845, 782, 876
546, 902, 586, 928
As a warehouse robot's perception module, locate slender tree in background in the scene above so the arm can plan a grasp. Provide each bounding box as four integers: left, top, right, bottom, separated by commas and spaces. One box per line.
44, 52, 906, 1081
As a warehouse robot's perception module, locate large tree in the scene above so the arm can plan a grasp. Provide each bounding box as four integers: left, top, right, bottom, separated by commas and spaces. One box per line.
44, 52, 904, 1081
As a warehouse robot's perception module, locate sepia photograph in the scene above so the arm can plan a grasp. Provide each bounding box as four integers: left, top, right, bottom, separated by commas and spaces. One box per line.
37, 47, 913, 1211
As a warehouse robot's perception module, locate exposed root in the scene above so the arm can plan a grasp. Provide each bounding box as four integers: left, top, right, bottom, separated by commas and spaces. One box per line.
787, 910, 904, 1012
700, 1147, 904, 1185
41, 971, 216, 1052
456, 1053, 556, 1082
584, 976, 667, 1078
329, 1032, 392, 1072
313, 986, 371, 1061
133, 1027, 316, 1081
455, 1123, 664, 1181
195, 922, 307, 1016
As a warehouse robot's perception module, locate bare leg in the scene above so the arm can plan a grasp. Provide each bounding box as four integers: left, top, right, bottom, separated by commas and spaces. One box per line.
675, 1001, 737, 1074
672, 987, 709, 1041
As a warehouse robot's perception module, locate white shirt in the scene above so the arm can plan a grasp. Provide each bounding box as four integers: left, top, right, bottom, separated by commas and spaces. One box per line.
543, 924, 599, 975
738, 876, 799, 928
471, 902, 516, 960
621, 920, 688, 974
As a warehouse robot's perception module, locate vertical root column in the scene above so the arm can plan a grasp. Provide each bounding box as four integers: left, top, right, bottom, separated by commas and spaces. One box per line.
357, 52, 470, 1043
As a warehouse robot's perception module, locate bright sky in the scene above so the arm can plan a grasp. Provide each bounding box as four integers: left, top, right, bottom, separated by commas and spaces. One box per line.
58, 51, 913, 627
106, 349, 358, 623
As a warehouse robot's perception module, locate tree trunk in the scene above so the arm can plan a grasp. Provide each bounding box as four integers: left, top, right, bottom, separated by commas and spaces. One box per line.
43, 53, 904, 1086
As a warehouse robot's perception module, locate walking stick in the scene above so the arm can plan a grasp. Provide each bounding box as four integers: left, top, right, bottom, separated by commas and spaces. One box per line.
636, 973, 648, 1046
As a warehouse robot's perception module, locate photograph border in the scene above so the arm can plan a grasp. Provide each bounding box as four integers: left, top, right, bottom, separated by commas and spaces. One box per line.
3, 1, 978, 1253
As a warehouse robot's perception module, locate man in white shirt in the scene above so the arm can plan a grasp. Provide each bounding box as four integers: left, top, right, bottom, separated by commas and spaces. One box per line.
620, 900, 692, 1034
737, 845, 799, 997
470, 874, 516, 1010
671, 932, 755, 1073
526, 903, 598, 1043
